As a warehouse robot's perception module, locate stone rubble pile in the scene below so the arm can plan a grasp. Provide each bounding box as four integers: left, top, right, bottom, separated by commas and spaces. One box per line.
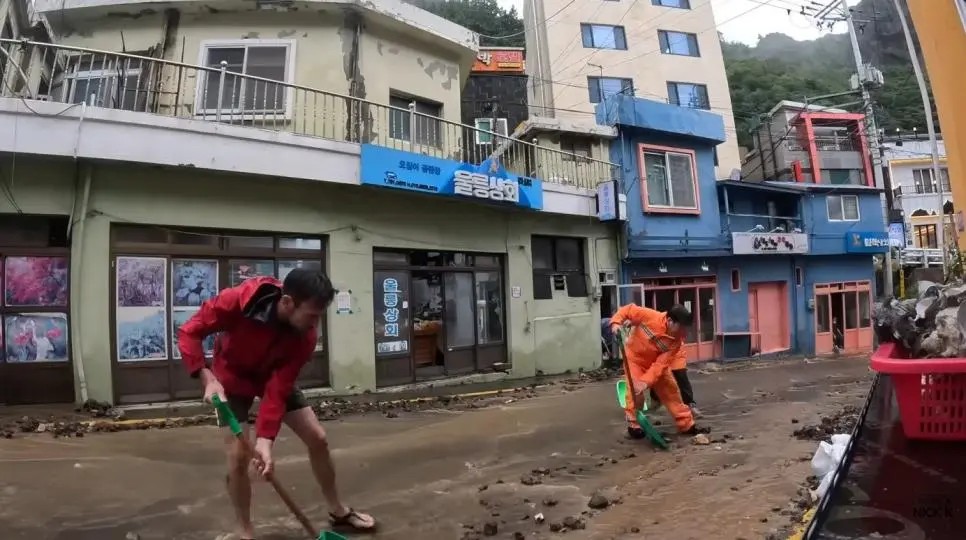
873, 280, 966, 358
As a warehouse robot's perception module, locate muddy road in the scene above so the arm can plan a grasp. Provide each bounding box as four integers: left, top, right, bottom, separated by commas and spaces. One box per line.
0, 357, 872, 540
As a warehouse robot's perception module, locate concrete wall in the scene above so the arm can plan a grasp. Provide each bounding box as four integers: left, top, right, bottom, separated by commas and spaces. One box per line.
0, 156, 614, 403
803, 191, 887, 255
54, 7, 467, 126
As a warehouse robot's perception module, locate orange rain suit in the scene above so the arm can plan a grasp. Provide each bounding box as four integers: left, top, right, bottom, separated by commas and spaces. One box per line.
611, 304, 695, 433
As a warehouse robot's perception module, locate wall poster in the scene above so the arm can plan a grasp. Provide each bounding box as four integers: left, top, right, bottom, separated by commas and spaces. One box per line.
116, 256, 168, 362
171, 259, 219, 360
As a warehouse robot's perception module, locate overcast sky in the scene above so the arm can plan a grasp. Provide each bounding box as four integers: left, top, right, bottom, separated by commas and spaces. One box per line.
496, 0, 856, 46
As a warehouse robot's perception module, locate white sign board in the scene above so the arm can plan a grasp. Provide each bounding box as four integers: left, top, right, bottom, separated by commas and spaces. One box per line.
732, 232, 809, 255
597, 181, 618, 221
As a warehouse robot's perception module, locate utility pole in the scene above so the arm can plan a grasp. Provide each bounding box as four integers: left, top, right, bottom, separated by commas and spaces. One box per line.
892, 0, 948, 276
818, 0, 893, 295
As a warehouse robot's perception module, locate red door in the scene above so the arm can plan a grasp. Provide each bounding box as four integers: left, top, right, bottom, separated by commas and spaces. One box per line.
748, 281, 790, 354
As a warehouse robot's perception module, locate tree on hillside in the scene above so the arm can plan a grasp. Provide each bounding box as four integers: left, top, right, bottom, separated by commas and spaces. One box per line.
410, 0, 526, 47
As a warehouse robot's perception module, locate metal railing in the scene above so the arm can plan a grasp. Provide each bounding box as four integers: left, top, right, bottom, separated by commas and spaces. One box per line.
0, 38, 618, 190
724, 213, 804, 234
787, 136, 859, 152
899, 247, 944, 267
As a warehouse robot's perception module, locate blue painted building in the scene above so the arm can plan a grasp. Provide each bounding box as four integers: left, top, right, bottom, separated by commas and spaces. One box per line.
598, 95, 887, 361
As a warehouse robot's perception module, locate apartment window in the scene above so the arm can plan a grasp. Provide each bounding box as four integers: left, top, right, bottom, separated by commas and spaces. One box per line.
713, 147, 719, 166
667, 82, 710, 110
581, 24, 627, 50
796, 267, 803, 287
640, 144, 698, 212
389, 94, 442, 147
827, 194, 860, 221
474, 118, 508, 144
658, 30, 700, 57
731, 269, 740, 292
822, 169, 863, 186
560, 134, 593, 162
652, 0, 690, 8
915, 224, 938, 249
588, 76, 634, 104
913, 168, 950, 193
957, 0, 966, 32
531, 236, 588, 299
198, 40, 293, 114
65, 57, 145, 111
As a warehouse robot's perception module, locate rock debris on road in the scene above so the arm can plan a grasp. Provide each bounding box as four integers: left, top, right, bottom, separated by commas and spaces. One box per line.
0, 357, 872, 540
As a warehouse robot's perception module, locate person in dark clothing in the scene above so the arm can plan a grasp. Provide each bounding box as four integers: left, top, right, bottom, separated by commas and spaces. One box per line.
179, 269, 375, 539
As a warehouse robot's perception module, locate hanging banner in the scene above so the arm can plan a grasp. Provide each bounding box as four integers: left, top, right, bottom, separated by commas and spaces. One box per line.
731, 232, 809, 255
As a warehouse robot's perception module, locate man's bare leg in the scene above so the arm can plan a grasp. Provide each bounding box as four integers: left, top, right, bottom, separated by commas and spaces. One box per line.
284, 407, 375, 529
225, 427, 256, 539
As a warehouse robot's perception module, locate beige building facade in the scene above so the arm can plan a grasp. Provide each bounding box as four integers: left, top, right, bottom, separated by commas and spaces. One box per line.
523, 0, 740, 179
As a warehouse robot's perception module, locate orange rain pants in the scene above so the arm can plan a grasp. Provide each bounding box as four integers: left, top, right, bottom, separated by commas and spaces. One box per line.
611, 304, 695, 433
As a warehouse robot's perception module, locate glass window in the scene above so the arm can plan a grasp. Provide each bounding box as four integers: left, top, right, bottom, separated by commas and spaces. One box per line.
200, 44, 290, 112
642, 149, 697, 210
554, 238, 582, 272
652, 0, 690, 7
731, 269, 740, 291
228, 235, 273, 249
374, 251, 409, 265
842, 195, 860, 220
473, 255, 500, 267
587, 76, 634, 104
373, 270, 410, 356
816, 295, 830, 333
859, 290, 871, 328
655, 289, 675, 312
111, 225, 168, 245
658, 30, 699, 56
170, 231, 219, 247
475, 272, 504, 343
389, 94, 442, 147
667, 82, 709, 110
844, 291, 858, 330
677, 287, 697, 343
278, 259, 322, 281
278, 237, 322, 250
699, 287, 715, 342
531, 237, 554, 270
229, 259, 275, 286
443, 273, 476, 348
580, 24, 627, 50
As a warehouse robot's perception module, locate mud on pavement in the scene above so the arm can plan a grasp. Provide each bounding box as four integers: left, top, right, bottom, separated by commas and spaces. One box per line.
0, 357, 873, 540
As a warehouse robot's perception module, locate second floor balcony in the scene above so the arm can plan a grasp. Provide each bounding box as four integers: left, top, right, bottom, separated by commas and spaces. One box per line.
0, 38, 617, 192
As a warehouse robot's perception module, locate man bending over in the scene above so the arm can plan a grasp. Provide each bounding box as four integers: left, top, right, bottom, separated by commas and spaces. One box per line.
179, 269, 375, 539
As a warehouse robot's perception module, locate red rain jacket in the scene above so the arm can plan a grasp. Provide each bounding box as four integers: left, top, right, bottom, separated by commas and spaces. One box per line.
178, 276, 316, 440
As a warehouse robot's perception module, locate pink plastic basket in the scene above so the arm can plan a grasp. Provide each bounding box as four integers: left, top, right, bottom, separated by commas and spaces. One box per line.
871, 343, 966, 441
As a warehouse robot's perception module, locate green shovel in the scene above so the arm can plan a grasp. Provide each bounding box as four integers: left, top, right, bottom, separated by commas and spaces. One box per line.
613, 329, 669, 450
212, 396, 348, 540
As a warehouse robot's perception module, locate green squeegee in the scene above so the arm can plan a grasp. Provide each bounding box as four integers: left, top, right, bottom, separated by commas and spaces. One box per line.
212, 396, 349, 540
614, 330, 669, 450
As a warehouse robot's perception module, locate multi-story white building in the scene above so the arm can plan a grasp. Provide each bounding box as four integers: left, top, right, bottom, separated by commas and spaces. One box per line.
883, 137, 954, 249
523, 0, 740, 179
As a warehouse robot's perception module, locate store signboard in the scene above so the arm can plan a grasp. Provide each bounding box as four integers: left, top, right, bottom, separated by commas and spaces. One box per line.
731, 232, 809, 255
360, 144, 543, 210
472, 49, 525, 73
888, 222, 906, 248
845, 231, 891, 253
373, 270, 410, 355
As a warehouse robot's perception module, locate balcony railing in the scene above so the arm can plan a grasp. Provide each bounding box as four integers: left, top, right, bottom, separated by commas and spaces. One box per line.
724, 213, 804, 234
0, 38, 617, 190
787, 136, 858, 152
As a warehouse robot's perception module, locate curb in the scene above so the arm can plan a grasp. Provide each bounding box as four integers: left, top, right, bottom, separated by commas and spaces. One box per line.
786, 506, 816, 540
85, 385, 547, 427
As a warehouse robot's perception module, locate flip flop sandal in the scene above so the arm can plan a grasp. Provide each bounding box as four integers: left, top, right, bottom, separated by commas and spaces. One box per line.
330, 508, 376, 531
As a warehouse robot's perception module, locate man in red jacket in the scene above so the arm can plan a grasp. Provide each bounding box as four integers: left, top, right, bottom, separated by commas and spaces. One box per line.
179, 269, 375, 539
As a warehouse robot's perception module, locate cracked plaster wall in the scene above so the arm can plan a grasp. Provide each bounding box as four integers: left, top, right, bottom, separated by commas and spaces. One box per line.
53, 9, 464, 128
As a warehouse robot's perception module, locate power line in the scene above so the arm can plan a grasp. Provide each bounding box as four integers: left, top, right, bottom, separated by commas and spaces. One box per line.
478, 0, 577, 40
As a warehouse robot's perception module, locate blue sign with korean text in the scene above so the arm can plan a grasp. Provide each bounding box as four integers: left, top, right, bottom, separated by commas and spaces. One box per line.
360, 144, 543, 210
845, 231, 891, 253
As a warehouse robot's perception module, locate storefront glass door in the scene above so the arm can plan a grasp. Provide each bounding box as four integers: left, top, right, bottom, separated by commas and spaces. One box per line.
814, 281, 873, 355
373, 250, 507, 387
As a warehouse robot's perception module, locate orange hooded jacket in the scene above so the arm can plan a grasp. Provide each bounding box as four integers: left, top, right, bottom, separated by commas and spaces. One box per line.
610, 304, 687, 386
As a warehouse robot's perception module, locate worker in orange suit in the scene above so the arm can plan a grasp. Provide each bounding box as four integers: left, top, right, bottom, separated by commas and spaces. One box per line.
611, 303, 700, 439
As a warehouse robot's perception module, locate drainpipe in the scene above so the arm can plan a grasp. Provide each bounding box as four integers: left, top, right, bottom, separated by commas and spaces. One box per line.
71, 164, 94, 403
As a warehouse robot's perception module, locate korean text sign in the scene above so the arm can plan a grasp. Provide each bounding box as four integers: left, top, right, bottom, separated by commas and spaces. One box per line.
360, 144, 543, 210
373, 270, 410, 355
845, 231, 891, 253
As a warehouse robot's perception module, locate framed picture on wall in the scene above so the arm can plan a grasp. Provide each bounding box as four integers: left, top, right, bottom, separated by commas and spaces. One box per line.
116, 256, 166, 307
3, 256, 69, 307
116, 307, 168, 362
3, 313, 69, 363
171, 259, 218, 308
